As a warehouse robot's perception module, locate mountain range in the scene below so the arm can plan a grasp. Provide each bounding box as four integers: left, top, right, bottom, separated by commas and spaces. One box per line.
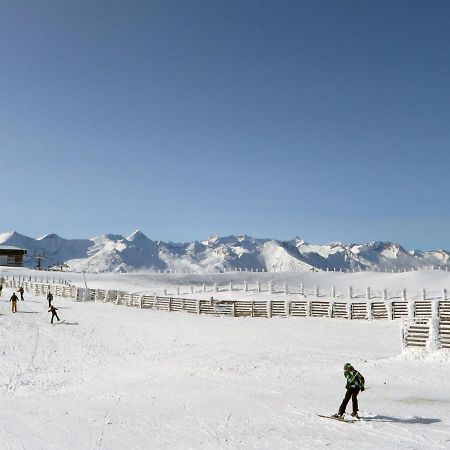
0, 230, 449, 273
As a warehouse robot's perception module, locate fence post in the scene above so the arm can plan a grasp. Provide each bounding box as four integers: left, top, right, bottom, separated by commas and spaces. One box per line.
269, 282, 274, 294
257, 282, 261, 293
427, 301, 440, 351
315, 286, 319, 298
401, 319, 408, 351
348, 286, 353, 300
244, 281, 248, 292
444, 289, 448, 301
366, 301, 373, 320
386, 300, 393, 320
284, 283, 288, 295
347, 302, 352, 319
366, 287, 371, 300
285, 300, 290, 316
383, 289, 388, 301
140, 295, 144, 309
421, 288, 427, 301
203, 284, 206, 293
267, 300, 272, 318
196, 299, 201, 314
402, 289, 407, 301
306, 300, 311, 317
331, 286, 335, 298
407, 300, 415, 318
300, 283, 304, 296
229, 282, 233, 291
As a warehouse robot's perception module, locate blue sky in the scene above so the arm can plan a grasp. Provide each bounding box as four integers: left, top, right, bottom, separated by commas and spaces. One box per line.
1, 0, 449, 249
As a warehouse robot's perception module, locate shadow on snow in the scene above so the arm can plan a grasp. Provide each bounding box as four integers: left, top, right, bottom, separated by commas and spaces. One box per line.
363, 415, 441, 424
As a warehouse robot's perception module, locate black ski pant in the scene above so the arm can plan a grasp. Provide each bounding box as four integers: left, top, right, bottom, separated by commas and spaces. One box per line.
338, 387, 360, 415
51, 312, 60, 323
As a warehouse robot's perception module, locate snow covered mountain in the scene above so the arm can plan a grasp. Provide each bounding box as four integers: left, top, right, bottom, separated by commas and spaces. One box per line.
0, 230, 448, 273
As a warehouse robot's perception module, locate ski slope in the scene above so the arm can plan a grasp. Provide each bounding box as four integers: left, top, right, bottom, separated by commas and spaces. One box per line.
0, 284, 449, 449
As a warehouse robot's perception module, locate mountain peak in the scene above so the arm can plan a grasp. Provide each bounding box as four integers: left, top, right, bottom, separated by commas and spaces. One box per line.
126, 229, 149, 242
0, 231, 17, 244
38, 233, 63, 241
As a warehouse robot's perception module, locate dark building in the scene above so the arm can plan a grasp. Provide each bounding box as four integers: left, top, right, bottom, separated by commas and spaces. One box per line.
0, 246, 27, 267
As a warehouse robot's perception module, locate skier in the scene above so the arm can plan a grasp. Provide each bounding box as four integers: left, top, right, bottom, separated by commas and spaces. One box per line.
48, 305, 60, 324
10, 292, 18, 313
47, 292, 53, 308
18, 286, 24, 301
332, 363, 365, 419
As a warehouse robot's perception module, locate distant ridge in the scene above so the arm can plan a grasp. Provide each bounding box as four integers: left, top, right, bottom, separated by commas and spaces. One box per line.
0, 230, 448, 273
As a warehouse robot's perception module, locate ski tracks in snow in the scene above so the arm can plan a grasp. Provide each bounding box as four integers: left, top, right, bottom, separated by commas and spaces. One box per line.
91, 394, 122, 450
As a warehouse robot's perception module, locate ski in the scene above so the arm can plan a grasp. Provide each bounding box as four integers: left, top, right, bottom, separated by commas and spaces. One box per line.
317, 414, 356, 423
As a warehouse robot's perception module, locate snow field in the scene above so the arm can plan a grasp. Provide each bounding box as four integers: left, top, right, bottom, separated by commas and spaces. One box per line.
0, 284, 449, 449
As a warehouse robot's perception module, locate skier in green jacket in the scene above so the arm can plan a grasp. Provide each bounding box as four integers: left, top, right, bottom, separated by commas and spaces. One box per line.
332, 363, 365, 419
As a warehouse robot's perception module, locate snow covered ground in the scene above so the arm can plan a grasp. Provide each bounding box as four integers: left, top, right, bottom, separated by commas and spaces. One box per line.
0, 270, 449, 449
7, 267, 450, 301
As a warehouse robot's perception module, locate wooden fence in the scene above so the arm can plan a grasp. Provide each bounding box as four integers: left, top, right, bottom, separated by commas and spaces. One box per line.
5, 278, 450, 332
401, 298, 450, 351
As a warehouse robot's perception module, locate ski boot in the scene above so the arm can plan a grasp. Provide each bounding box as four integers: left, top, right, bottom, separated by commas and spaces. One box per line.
351, 412, 359, 419
331, 413, 344, 419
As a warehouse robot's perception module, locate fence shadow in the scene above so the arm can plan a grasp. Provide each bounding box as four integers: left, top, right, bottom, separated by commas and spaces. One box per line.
363, 415, 441, 425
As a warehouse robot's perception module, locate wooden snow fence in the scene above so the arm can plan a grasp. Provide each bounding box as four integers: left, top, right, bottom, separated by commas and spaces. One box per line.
332, 302, 349, 319
438, 318, 450, 349
403, 318, 430, 348
371, 302, 389, 319
402, 306, 450, 350
392, 301, 409, 319
414, 301, 433, 318
4, 279, 81, 300
351, 303, 368, 319
310, 301, 329, 318
6, 278, 450, 339
439, 301, 450, 319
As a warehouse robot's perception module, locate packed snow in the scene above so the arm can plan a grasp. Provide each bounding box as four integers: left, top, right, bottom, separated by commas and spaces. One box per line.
0, 268, 449, 449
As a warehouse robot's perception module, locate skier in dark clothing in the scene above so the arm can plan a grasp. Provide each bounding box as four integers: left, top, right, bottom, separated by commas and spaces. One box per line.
47, 292, 53, 308
10, 292, 18, 313
48, 305, 60, 324
333, 363, 365, 419
18, 286, 24, 301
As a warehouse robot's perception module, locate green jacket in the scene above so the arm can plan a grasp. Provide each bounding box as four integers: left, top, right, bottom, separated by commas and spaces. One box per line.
345, 368, 365, 390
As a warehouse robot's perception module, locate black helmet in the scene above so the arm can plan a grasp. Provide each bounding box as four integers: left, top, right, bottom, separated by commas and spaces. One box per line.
344, 363, 353, 371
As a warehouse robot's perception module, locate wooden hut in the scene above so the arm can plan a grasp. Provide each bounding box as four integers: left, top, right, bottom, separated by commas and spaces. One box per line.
0, 246, 27, 267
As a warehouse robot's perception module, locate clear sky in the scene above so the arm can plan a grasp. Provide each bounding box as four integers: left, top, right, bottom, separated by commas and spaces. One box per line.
1, 0, 449, 249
